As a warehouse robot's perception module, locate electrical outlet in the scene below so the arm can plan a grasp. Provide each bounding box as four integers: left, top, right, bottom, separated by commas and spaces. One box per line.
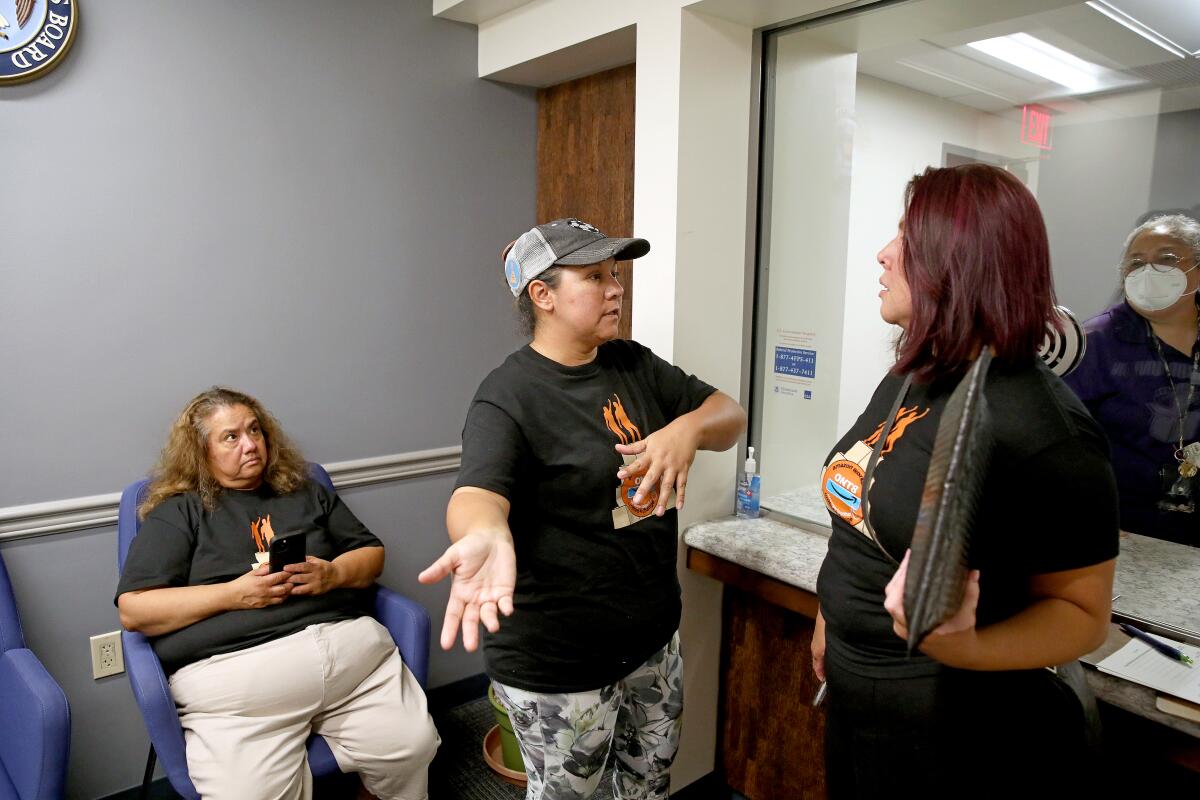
90, 631, 124, 679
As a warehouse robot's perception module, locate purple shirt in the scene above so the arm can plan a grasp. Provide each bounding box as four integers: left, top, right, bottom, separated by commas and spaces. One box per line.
1064, 300, 1200, 546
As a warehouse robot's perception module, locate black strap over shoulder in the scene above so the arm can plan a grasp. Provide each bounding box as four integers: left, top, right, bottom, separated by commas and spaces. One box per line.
860, 374, 913, 565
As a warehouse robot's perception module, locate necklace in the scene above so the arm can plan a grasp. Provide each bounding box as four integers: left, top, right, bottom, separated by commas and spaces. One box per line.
1146, 318, 1200, 477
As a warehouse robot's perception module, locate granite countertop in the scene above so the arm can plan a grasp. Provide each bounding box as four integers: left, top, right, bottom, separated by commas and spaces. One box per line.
1112, 533, 1200, 634
754, 486, 1200, 636
684, 495, 1200, 739
683, 515, 828, 593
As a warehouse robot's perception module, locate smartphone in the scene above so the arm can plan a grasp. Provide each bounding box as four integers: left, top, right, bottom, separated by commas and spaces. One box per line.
269, 531, 307, 573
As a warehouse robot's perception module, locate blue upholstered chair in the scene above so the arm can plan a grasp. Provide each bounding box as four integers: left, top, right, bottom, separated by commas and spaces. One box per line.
117, 463, 431, 800
0, 550, 71, 800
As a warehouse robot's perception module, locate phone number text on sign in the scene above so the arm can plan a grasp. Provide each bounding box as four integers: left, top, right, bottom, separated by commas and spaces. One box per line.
774, 346, 816, 379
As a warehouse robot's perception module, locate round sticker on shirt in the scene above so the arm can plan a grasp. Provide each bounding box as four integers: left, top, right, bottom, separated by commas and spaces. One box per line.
822, 458, 864, 526
620, 474, 658, 518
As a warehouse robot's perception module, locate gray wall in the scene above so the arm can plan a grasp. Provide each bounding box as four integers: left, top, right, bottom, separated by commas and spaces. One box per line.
1038, 108, 1200, 321
0, 2, 536, 797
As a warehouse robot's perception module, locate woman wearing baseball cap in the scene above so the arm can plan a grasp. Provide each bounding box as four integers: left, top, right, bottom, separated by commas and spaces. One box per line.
420, 218, 745, 798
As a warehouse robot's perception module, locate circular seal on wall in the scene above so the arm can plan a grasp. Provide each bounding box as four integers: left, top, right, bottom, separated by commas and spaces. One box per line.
0, 0, 78, 85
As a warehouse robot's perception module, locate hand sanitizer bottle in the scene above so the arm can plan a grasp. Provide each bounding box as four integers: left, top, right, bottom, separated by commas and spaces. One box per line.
735, 446, 761, 519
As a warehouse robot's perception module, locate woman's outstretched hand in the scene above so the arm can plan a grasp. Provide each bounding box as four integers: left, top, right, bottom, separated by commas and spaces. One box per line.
418, 529, 516, 652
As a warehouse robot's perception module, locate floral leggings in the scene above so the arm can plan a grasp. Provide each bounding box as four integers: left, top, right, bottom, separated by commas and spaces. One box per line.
492, 632, 683, 800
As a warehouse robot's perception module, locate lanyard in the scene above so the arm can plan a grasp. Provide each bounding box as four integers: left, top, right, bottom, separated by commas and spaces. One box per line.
860, 374, 913, 566
1145, 319, 1200, 461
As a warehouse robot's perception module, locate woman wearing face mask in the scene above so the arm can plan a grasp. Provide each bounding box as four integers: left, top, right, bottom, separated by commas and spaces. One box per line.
1065, 214, 1200, 546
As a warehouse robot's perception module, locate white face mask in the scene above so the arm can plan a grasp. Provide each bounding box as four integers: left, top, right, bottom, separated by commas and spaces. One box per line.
1124, 263, 1197, 312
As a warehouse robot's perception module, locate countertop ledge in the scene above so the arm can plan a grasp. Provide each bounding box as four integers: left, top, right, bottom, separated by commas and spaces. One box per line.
683, 515, 828, 594
683, 510, 1200, 739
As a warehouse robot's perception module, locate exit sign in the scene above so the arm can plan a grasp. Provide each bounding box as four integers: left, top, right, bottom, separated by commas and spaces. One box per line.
1022, 104, 1052, 150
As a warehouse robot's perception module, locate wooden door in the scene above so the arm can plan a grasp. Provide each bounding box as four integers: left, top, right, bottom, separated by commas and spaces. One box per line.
537, 64, 636, 339
721, 588, 828, 798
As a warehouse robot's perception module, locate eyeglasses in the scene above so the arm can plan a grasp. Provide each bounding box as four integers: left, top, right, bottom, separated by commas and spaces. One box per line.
1121, 253, 1199, 274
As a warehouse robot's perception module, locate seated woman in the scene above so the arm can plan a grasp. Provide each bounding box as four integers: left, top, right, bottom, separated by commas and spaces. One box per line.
116, 387, 438, 800
1065, 214, 1200, 546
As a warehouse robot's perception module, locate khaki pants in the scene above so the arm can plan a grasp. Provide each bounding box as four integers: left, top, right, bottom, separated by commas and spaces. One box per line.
169, 616, 438, 800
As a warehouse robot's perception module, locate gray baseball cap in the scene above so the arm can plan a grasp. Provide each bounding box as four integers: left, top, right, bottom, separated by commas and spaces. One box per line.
503, 218, 650, 296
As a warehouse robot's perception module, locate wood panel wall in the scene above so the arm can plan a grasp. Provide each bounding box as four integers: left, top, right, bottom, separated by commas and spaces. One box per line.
536, 64, 636, 340
721, 588, 828, 799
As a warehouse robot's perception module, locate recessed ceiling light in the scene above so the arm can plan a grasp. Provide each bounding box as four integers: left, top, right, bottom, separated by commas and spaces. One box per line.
1086, 0, 1190, 59
967, 33, 1105, 93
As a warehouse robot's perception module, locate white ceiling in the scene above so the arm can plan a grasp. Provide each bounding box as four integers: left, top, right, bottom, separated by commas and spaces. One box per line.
1106, 0, 1200, 54
791, 0, 1200, 121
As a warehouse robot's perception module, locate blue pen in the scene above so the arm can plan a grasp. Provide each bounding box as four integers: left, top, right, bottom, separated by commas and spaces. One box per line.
1118, 623, 1195, 667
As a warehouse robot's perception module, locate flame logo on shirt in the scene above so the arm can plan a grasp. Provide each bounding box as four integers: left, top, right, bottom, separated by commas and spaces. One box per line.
822, 401, 930, 531
603, 394, 643, 445
602, 394, 658, 518
249, 514, 276, 553
863, 406, 929, 455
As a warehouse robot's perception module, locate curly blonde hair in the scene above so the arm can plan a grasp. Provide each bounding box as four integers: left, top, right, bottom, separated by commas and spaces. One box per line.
138, 387, 309, 519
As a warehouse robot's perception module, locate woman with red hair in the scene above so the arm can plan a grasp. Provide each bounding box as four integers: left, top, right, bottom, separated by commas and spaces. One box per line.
812, 165, 1118, 796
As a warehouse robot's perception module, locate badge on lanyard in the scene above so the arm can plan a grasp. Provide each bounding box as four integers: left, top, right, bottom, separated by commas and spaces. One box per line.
612, 453, 676, 529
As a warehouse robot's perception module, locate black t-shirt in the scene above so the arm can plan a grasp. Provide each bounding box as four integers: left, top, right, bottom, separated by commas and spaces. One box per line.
816, 358, 1119, 678
116, 480, 382, 674
456, 339, 716, 693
